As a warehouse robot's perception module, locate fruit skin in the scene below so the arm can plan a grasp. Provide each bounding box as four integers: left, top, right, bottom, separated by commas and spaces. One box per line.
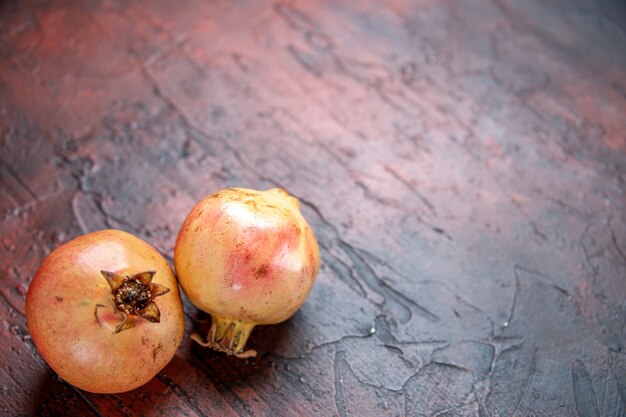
175, 188, 320, 356
26, 229, 185, 394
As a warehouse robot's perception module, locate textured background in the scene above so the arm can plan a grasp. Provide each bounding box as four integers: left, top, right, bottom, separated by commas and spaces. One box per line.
1, 0, 625, 416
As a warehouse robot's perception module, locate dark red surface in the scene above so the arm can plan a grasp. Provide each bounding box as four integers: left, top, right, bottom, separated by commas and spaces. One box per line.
1, 0, 625, 416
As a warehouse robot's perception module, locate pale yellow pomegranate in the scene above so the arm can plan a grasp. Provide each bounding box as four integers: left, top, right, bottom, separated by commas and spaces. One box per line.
174, 188, 320, 358
26, 230, 185, 393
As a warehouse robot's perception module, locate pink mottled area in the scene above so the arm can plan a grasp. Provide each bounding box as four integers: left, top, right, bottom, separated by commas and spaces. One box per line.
175, 188, 320, 324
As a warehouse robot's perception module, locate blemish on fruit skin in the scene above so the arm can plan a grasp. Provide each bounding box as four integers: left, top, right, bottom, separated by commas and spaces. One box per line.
55, 296, 63, 302
255, 264, 269, 278
152, 342, 163, 361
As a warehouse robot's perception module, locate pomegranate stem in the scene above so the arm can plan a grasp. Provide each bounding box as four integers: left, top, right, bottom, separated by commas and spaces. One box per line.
191, 315, 257, 358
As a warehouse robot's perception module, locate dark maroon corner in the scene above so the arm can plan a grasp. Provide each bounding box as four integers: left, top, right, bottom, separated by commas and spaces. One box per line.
1, 0, 625, 416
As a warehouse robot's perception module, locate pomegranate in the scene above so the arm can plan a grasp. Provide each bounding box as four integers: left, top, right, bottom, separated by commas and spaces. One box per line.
175, 188, 320, 358
26, 229, 185, 393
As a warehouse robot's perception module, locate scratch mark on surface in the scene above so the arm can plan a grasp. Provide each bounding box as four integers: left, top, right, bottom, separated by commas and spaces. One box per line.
334, 351, 349, 417
287, 44, 322, 77
70, 386, 106, 417
514, 264, 569, 297
608, 352, 626, 410
383, 164, 436, 214
504, 267, 521, 331
0, 156, 38, 201
156, 373, 210, 417
319, 241, 368, 298
510, 347, 538, 416
379, 279, 441, 323
273, 1, 317, 31
611, 230, 626, 264
572, 359, 600, 417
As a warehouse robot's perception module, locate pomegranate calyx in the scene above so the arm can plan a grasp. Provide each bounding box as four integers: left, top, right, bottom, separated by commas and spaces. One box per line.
100, 270, 170, 333
101, 270, 126, 291
139, 301, 161, 323
115, 314, 138, 333
149, 283, 170, 299
191, 315, 257, 358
